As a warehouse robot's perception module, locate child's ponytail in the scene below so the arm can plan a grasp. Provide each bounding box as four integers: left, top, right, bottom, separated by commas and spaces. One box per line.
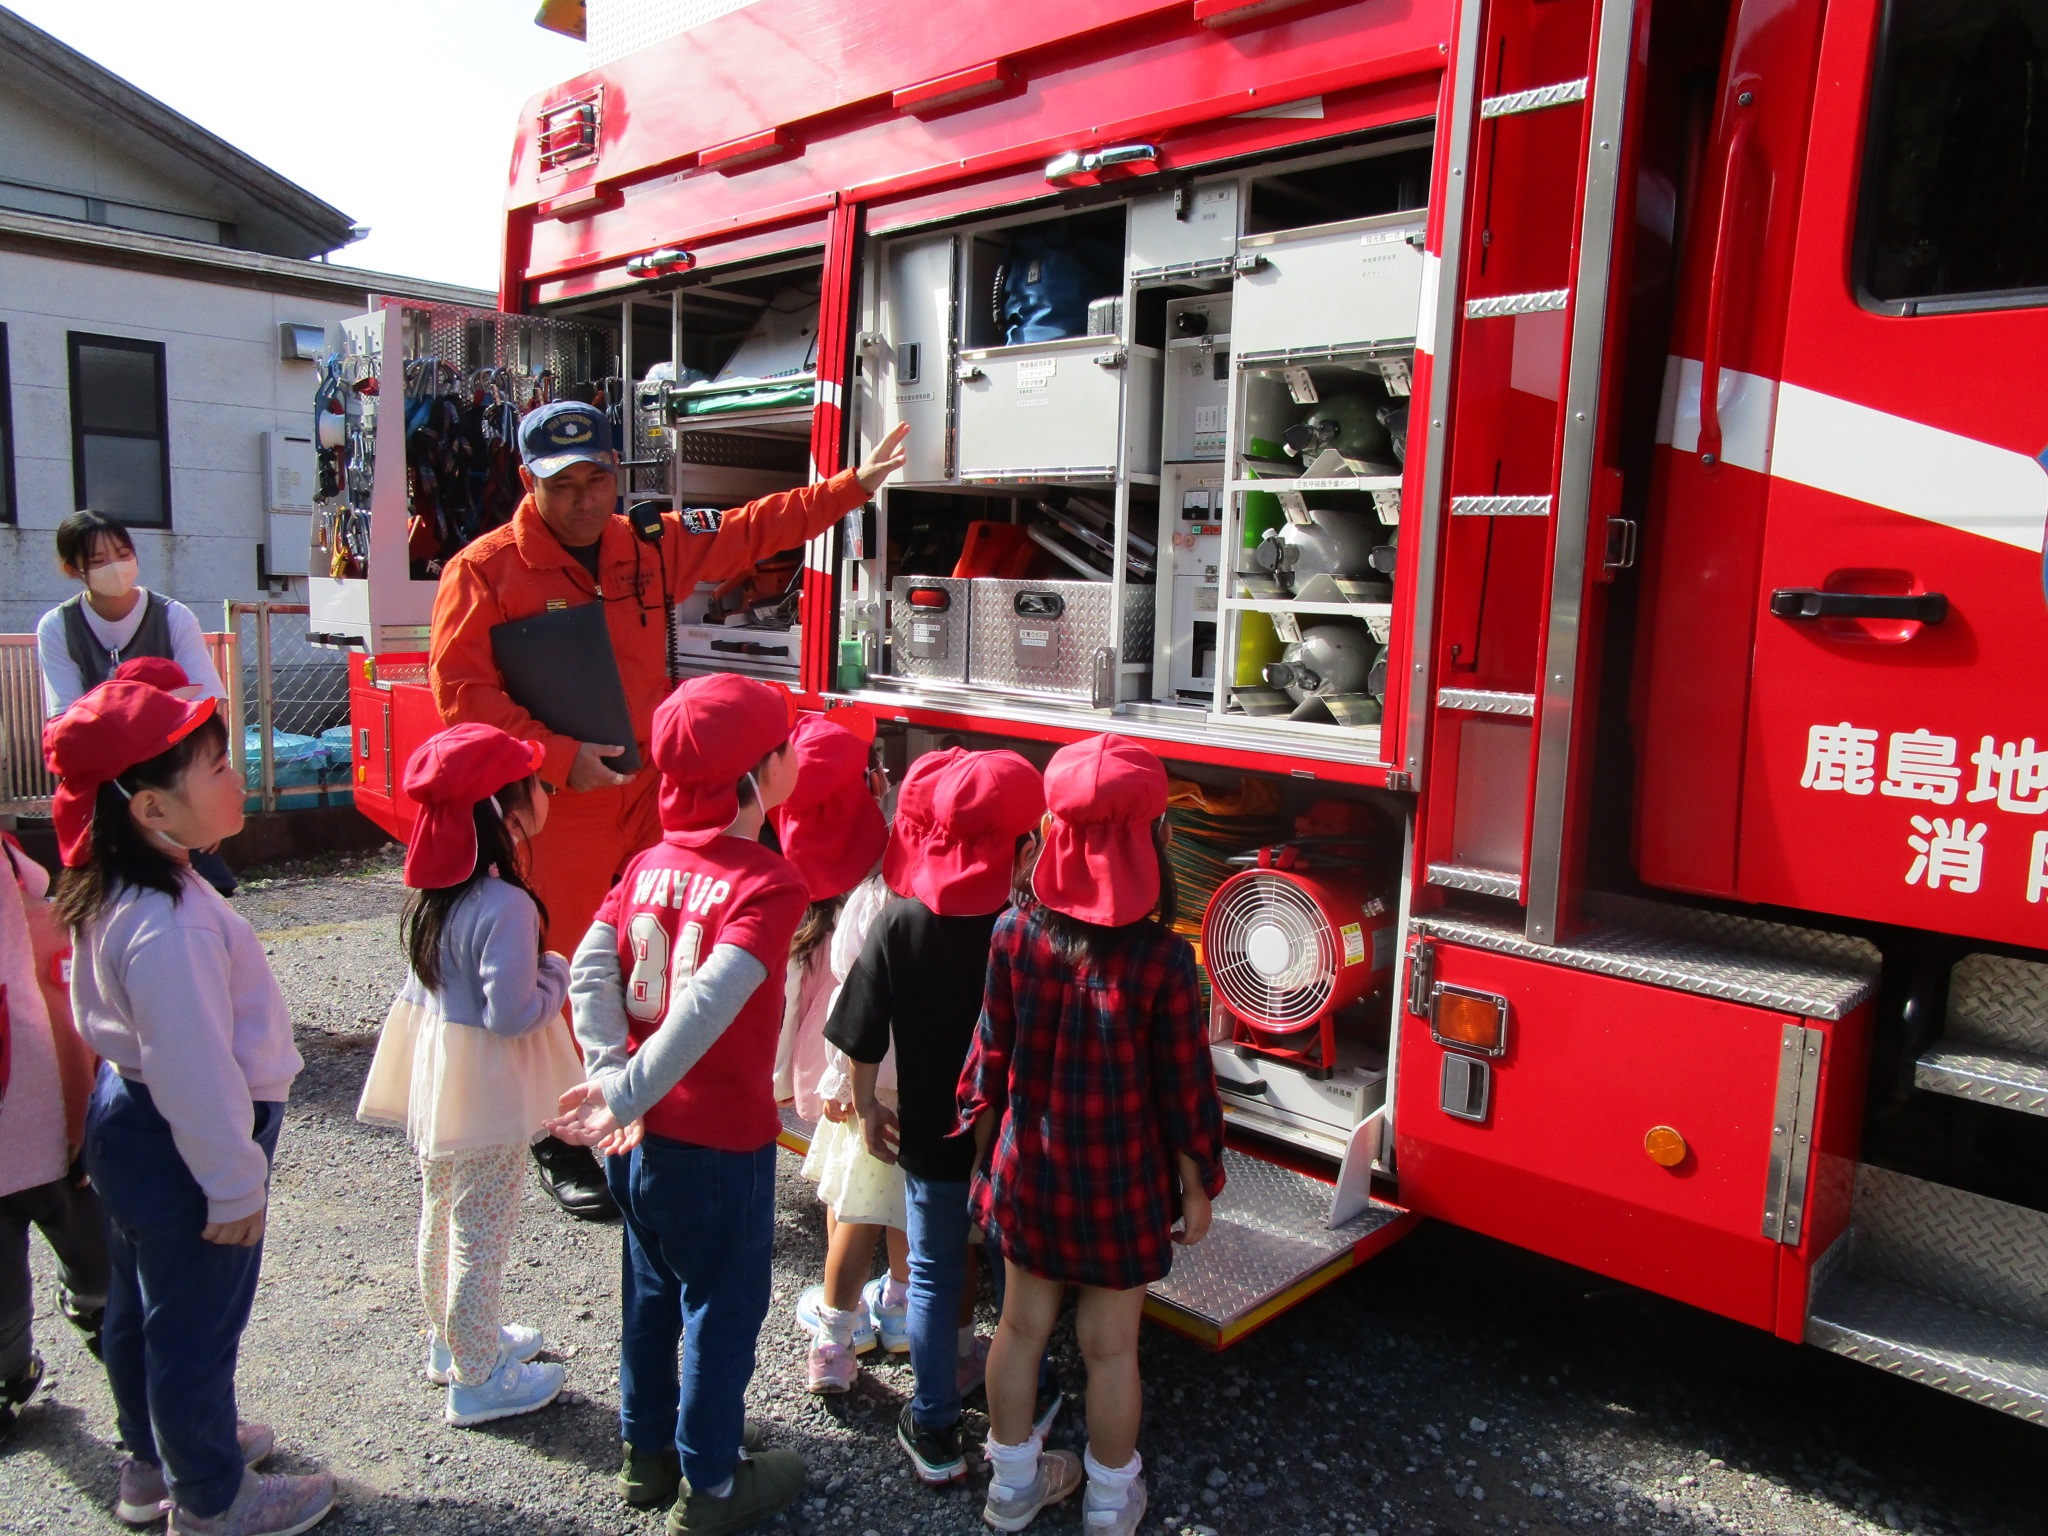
401, 775, 549, 991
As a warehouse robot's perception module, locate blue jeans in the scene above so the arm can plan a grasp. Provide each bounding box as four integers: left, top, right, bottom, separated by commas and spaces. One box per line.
904, 1175, 972, 1431
605, 1138, 774, 1491
85, 1070, 282, 1519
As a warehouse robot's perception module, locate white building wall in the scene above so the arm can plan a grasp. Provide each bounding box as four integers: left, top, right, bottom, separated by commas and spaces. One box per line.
0, 247, 363, 634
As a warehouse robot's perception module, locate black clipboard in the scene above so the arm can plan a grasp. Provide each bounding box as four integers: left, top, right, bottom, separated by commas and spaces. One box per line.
488, 602, 641, 774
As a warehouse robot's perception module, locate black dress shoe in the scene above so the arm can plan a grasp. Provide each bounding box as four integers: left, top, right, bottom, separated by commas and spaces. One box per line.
532, 1136, 618, 1219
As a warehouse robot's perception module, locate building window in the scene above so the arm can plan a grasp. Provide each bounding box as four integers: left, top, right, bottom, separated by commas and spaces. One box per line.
1857, 0, 2048, 314
68, 332, 171, 527
0, 324, 14, 525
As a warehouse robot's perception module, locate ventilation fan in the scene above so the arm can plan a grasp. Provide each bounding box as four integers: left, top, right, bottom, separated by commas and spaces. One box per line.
1201, 848, 1397, 1071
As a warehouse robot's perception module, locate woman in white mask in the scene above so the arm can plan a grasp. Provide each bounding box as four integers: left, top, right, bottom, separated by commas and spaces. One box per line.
35, 511, 226, 719
34, 511, 240, 896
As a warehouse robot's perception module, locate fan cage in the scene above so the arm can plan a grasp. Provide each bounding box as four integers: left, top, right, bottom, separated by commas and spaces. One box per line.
1205, 872, 1338, 1029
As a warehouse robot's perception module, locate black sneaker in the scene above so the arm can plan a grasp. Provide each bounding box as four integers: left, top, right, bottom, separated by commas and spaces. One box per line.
0, 1353, 44, 1447
896, 1405, 965, 1486
532, 1137, 618, 1220
62, 1296, 104, 1359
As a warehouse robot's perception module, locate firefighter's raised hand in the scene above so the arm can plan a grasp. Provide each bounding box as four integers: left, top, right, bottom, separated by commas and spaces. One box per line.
567, 741, 630, 792
855, 422, 911, 493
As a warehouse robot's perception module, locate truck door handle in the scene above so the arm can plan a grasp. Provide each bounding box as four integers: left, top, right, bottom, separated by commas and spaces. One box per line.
1768, 589, 1948, 623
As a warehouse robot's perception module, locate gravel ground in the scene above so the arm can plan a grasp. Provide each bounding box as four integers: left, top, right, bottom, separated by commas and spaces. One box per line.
5, 848, 2042, 1536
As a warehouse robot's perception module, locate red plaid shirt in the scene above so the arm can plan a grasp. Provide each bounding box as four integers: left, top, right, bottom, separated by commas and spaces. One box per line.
958, 906, 1225, 1290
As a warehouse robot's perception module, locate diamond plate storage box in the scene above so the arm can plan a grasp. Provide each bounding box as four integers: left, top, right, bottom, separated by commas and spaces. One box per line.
887, 576, 972, 684
955, 336, 1160, 481
967, 578, 1155, 702
1232, 211, 1427, 357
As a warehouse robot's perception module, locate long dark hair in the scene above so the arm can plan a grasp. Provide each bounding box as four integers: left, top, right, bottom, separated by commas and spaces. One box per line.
402, 775, 548, 992
54, 714, 230, 932
790, 893, 847, 968
1041, 819, 1177, 965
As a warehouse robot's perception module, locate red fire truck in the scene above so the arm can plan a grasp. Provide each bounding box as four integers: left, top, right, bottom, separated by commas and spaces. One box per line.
309, 0, 2048, 1421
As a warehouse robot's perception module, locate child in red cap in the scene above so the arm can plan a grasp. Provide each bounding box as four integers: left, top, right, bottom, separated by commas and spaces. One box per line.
791, 746, 961, 1380
356, 722, 582, 1427
45, 680, 335, 1536
768, 711, 910, 1395
548, 673, 811, 1535
826, 747, 1049, 1487
961, 734, 1225, 1536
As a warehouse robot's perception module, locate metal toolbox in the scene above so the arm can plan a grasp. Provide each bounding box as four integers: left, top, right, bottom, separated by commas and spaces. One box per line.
676, 622, 801, 679
887, 576, 972, 684
1232, 211, 1427, 357
967, 578, 1155, 703
955, 336, 1160, 482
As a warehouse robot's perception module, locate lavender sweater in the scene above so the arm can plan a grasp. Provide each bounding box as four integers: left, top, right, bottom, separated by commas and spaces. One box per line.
72, 869, 302, 1223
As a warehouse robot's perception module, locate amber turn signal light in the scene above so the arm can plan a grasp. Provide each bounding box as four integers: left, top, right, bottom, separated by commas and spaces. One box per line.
1644, 1126, 1688, 1167
1430, 985, 1508, 1058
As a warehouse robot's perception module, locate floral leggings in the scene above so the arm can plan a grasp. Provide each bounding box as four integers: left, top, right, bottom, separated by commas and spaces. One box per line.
417, 1145, 527, 1386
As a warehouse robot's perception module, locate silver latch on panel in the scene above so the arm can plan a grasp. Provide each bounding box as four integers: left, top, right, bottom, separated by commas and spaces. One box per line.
955, 363, 986, 383
1089, 646, 1118, 709
1233, 251, 1269, 274
1603, 517, 1638, 571
1092, 348, 1128, 369
1405, 937, 1436, 1017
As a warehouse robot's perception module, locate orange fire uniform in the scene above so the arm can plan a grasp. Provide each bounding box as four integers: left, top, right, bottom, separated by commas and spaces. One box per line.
428, 472, 866, 953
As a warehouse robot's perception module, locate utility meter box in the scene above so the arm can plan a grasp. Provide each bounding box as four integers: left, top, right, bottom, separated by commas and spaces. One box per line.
955, 336, 1159, 482
1232, 212, 1427, 356
263, 430, 317, 513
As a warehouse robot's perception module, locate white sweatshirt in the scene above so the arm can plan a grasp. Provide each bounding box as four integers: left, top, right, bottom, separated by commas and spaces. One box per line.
72, 868, 302, 1222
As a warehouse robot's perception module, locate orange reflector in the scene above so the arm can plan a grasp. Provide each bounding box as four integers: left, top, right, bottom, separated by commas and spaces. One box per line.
1430, 985, 1508, 1057
1644, 1126, 1688, 1167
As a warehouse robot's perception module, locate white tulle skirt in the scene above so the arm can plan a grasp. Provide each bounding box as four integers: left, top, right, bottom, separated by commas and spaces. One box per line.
357, 987, 585, 1157
800, 1110, 907, 1229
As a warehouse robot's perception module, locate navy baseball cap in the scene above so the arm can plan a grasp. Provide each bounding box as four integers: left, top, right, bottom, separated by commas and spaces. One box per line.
519, 400, 616, 479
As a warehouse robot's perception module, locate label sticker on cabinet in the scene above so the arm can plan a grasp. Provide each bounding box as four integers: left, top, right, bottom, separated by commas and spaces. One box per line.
1340, 922, 1366, 965
1018, 627, 1051, 647
1016, 358, 1057, 393
1194, 405, 1222, 434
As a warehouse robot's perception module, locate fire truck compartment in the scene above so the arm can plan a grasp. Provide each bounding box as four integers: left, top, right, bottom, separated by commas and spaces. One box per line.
837, 134, 1430, 772
1399, 901, 1878, 1336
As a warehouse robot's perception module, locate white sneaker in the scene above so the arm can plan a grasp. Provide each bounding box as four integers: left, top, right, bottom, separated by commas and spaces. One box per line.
444, 1358, 565, 1427
1084, 1477, 1148, 1535
862, 1276, 910, 1353
425, 1325, 543, 1385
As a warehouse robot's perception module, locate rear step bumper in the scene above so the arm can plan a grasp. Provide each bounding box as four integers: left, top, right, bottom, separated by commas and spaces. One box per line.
1806, 1166, 2048, 1424
1145, 1148, 1416, 1348
778, 1111, 1417, 1349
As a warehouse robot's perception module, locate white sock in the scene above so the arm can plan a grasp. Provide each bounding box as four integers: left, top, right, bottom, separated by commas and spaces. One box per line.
702, 1474, 734, 1499
985, 1432, 1042, 1497
883, 1275, 909, 1309
1083, 1447, 1141, 1515
814, 1304, 860, 1347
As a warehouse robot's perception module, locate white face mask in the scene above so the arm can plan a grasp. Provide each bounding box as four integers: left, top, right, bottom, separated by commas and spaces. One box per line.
87, 558, 139, 599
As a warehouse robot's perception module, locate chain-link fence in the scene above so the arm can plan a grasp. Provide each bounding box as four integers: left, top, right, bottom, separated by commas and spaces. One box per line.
223, 602, 355, 812
0, 609, 351, 819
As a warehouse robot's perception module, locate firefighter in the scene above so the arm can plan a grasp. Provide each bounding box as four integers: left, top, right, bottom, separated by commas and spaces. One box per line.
428, 401, 908, 1215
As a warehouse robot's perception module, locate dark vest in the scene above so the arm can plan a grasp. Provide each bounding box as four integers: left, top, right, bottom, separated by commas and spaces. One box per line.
60, 590, 174, 691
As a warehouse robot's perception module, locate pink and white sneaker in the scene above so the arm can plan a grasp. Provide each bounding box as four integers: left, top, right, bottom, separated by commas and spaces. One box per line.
806, 1336, 858, 1394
